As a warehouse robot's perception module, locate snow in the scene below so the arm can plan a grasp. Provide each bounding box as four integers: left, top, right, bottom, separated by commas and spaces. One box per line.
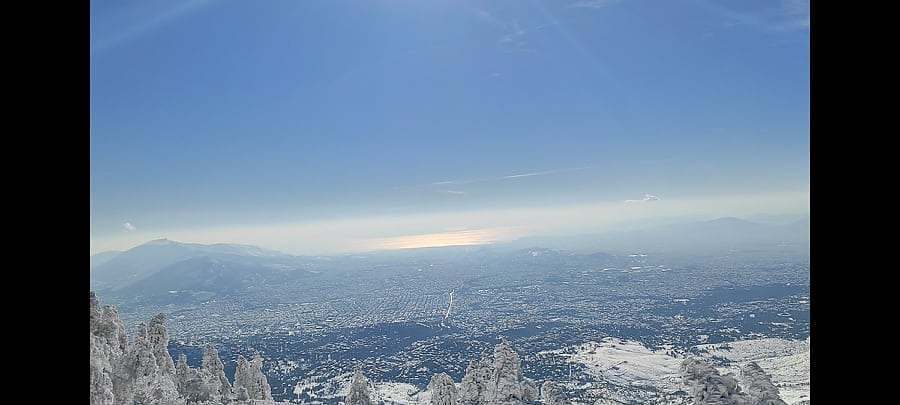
543, 336, 810, 405
284, 337, 808, 405
696, 338, 810, 404
372, 382, 430, 404
545, 337, 686, 394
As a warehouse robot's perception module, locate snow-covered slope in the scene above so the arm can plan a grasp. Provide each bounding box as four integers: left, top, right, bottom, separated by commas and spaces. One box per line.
543, 337, 810, 405
541, 338, 690, 404
696, 338, 810, 404
551, 338, 685, 393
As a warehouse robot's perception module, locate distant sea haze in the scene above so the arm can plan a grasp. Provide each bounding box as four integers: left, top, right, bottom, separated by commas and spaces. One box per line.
90, 188, 809, 256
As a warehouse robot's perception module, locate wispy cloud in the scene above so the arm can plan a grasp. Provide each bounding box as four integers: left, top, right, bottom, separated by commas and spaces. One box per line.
123, 222, 137, 232
624, 194, 661, 203
472, 8, 538, 53
696, 0, 809, 33
781, 0, 810, 29
567, 0, 623, 9
432, 166, 592, 187
503, 168, 583, 179
438, 190, 467, 196
92, 0, 216, 55
498, 20, 535, 53
472, 7, 506, 27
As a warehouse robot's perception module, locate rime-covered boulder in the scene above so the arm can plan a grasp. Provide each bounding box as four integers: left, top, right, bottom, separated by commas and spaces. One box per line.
428, 373, 458, 405
91, 333, 117, 405
457, 339, 538, 405
91, 292, 141, 405
202, 344, 233, 399
147, 314, 177, 375
682, 358, 751, 405
249, 354, 274, 400
128, 322, 183, 405
458, 357, 492, 404
91, 292, 130, 405
91, 292, 128, 353
175, 354, 192, 394
234, 354, 273, 401
740, 363, 787, 405
91, 291, 294, 405
345, 369, 373, 405
489, 340, 537, 403
175, 354, 225, 403
235, 387, 250, 401
540, 381, 569, 405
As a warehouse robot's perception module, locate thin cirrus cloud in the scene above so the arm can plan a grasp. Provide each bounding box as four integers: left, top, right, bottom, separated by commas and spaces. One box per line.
567, 0, 623, 9
498, 20, 535, 53
437, 190, 467, 196
781, 0, 810, 28
431, 166, 591, 187
693, 0, 810, 32
471, 7, 537, 53
90, 189, 809, 256
565, 0, 808, 31
624, 194, 661, 203
92, 0, 216, 55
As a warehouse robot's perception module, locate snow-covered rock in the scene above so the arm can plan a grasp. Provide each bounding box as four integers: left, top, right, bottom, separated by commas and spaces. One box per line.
544, 336, 808, 405
345, 368, 373, 405
697, 338, 810, 404
202, 344, 233, 400
540, 381, 569, 405
90, 291, 290, 405
682, 358, 750, 405
128, 320, 184, 405
428, 373, 458, 405
234, 355, 273, 401
458, 339, 538, 405
739, 362, 787, 405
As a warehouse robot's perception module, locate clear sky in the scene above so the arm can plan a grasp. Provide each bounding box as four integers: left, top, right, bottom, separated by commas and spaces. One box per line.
90, 0, 810, 255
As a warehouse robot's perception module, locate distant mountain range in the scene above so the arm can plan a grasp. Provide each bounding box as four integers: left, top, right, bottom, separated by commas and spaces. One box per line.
91, 216, 809, 301
90, 250, 122, 268
505, 216, 809, 255
90, 238, 297, 296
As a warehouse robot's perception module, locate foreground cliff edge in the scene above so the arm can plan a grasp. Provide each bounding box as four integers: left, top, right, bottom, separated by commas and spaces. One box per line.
91, 291, 793, 405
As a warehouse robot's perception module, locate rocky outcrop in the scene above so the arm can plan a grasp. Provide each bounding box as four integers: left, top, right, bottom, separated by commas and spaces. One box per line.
739, 362, 787, 405
175, 353, 230, 404
681, 358, 791, 405
428, 373, 458, 405
345, 368, 373, 405
148, 314, 177, 375
91, 291, 129, 405
458, 356, 493, 404
682, 358, 751, 405
90, 292, 287, 405
91, 292, 128, 353
202, 344, 233, 400
90, 332, 117, 405
540, 381, 569, 405
457, 339, 538, 405
233, 355, 273, 401
126, 320, 183, 405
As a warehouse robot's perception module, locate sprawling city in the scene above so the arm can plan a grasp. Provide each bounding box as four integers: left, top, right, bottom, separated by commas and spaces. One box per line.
90, 1, 809, 404
92, 226, 809, 404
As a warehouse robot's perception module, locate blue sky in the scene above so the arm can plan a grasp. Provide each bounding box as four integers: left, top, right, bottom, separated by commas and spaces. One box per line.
90, 0, 809, 254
